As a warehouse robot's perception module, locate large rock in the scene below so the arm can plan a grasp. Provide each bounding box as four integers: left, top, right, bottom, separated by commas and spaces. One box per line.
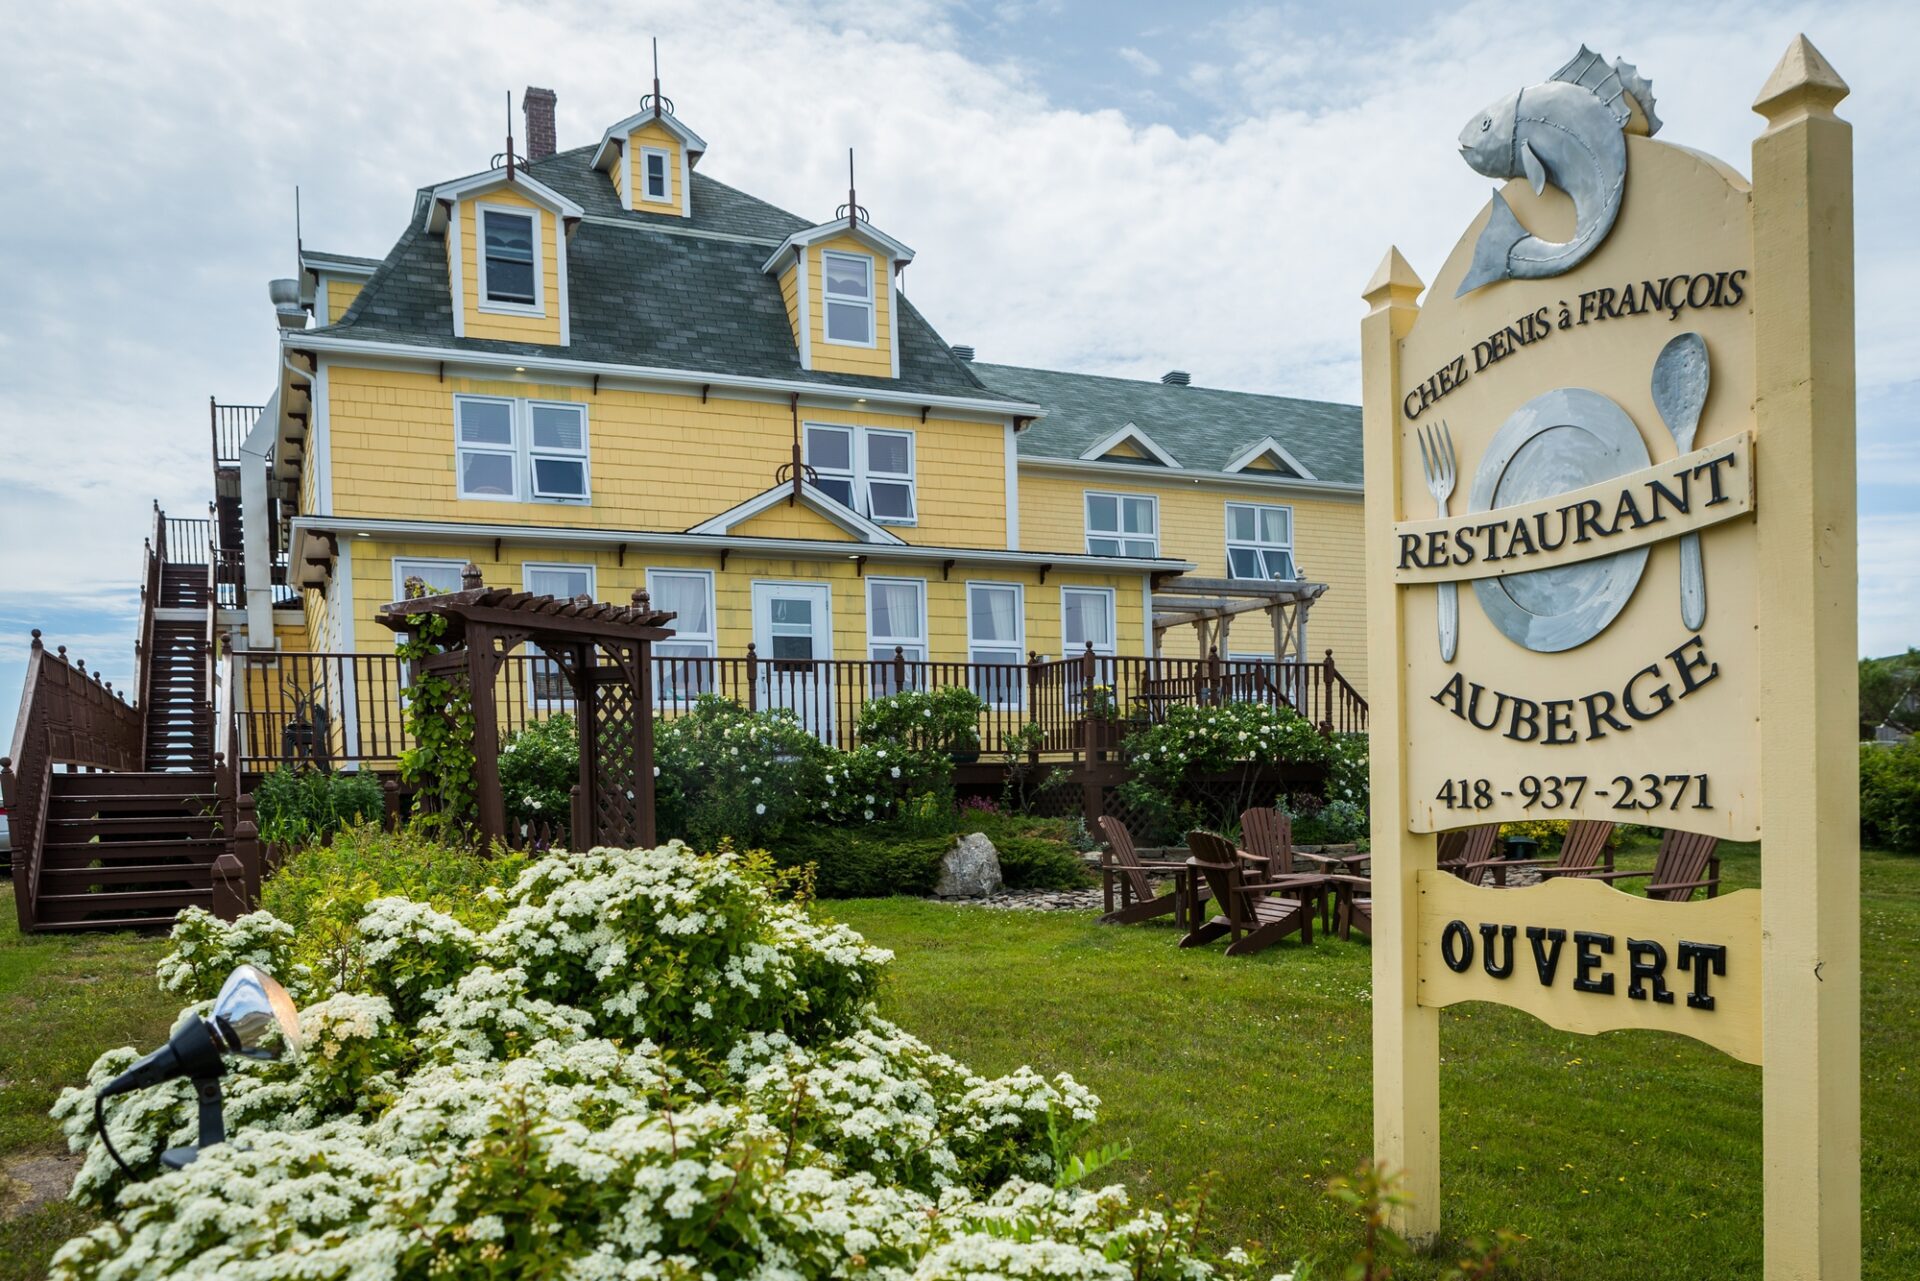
935, 832, 1003, 898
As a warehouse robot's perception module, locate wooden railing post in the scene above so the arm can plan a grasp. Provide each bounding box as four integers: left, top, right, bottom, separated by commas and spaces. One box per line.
1207, 646, 1224, 707
383, 777, 402, 831
232, 792, 263, 911
745, 642, 760, 712
892, 645, 906, 696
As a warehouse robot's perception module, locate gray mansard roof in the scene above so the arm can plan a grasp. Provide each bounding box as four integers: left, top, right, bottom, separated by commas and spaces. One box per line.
974, 363, 1363, 487
306, 146, 1017, 404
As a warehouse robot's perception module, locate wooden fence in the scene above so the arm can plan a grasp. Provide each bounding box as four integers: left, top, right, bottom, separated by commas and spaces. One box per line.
224, 645, 1367, 773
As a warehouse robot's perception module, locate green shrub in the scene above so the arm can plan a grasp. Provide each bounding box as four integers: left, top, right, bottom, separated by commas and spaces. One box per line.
1117, 702, 1334, 841
498, 712, 578, 830
960, 810, 1093, 890
1862, 739, 1920, 851
858, 684, 987, 753
768, 825, 949, 897
251, 767, 385, 848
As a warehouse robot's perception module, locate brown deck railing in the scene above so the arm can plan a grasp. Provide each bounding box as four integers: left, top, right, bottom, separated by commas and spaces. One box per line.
1, 634, 145, 931
225, 645, 1367, 772
211, 399, 264, 468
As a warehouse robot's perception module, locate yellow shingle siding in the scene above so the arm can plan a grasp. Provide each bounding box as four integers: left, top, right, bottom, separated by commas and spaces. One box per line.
344, 538, 1145, 667
777, 258, 802, 351
324, 279, 363, 324
625, 121, 685, 216
1017, 471, 1368, 696
454, 188, 564, 345
321, 365, 1010, 549
806, 235, 891, 379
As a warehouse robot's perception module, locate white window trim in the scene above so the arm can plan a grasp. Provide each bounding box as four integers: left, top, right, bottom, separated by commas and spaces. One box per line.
454, 395, 591, 505
965, 580, 1026, 710
803, 422, 917, 525
391, 557, 469, 603
521, 562, 596, 708
1083, 491, 1160, 557
1224, 501, 1297, 581
648, 567, 718, 706
1060, 586, 1118, 657
866, 576, 929, 662
820, 249, 877, 348
474, 201, 545, 317
639, 146, 673, 204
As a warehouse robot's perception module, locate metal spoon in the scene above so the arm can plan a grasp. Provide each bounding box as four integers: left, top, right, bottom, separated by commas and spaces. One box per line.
1651, 333, 1710, 631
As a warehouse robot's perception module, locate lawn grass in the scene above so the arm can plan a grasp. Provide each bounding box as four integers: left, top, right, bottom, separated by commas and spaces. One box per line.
833, 838, 1920, 1280
0, 842, 1912, 1280
0, 894, 171, 1280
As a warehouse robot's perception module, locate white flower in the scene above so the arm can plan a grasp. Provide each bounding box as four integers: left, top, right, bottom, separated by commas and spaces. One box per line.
755, 803, 767, 816
890, 766, 901, 779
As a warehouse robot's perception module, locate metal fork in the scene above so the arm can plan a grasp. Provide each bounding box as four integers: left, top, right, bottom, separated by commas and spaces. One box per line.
1417, 420, 1459, 662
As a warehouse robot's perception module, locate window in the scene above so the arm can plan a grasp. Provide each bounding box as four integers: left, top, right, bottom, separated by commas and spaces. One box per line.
822, 250, 874, 345
1062, 587, 1116, 709
524, 564, 595, 706
455, 395, 589, 503
868, 577, 927, 694
391, 558, 467, 602
478, 207, 539, 309
1085, 492, 1158, 557
804, 423, 916, 523
649, 569, 717, 705
641, 148, 671, 202
966, 582, 1025, 709
1226, 503, 1296, 580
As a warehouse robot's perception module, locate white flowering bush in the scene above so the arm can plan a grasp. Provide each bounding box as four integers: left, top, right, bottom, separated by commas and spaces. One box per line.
48, 841, 1252, 1281
1117, 703, 1336, 842
154, 908, 303, 1002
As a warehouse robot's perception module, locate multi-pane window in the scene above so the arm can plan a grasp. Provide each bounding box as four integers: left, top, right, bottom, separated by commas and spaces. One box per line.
822, 251, 874, 344
391, 558, 466, 602
1085, 492, 1158, 557
479, 208, 538, 307
868, 577, 926, 694
524, 564, 594, 705
455, 396, 589, 503
1225, 503, 1296, 580
650, 569, 717, 704
641, 148, 670, 202
804, 424, 915, 523
966, 582, 1025, 709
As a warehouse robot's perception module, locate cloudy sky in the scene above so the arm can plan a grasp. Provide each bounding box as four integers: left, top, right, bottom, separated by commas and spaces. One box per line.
2, 0, 1914, 742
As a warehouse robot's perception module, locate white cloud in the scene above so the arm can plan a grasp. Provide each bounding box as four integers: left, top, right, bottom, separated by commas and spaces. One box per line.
1, 0, 1916, 734
1117, 47, 1162, 78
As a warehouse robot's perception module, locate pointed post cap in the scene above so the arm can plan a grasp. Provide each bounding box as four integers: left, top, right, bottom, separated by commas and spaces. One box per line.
461, 561, 483, 591
1363, 247, 1424, 308
1754, 35, 1848, 123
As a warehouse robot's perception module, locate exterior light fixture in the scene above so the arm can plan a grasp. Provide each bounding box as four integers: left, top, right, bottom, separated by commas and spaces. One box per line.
514, 366, 527, 373
94, 965, 301, 1172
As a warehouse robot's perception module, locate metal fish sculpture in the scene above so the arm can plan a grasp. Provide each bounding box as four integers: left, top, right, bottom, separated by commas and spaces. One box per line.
1454, 47, 1661, 296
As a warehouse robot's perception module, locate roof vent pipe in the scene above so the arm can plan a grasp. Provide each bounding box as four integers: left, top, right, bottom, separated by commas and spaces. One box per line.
1161, 370, 1190, 386
952, 345, 975, 362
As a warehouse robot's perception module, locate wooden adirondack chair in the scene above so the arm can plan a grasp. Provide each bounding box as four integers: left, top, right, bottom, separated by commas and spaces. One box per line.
1457, 820, 1616, 886
1327, 873, 1371, 941
1241, 807, 1338, 930
1580, 829, 1722, 901
1097, 816, 1204, 925
1437, 824, 1501, 885
1178, 830, 1315, 956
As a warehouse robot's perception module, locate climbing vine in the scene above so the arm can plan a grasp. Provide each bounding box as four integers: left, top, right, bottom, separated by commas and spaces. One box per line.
395, 607, 477, 834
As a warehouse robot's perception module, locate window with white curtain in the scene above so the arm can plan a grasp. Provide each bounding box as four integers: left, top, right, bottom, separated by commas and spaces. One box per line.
391, 558, 467, 601
966, 582, 1024, 709
867, 577, 927, 694
822, 250, 875, 345
1085, 492, 1158, 557
1226, 503, 1296, 580
523, 564, 595, 706
649, 569, 717, 705
1061, 587, 1117, 709
804, 423, 915, 523
455, 395, 589, 503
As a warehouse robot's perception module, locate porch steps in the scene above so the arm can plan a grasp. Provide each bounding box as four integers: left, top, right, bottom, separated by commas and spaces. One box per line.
144, 565, 212, 771
30, 770, 219, 928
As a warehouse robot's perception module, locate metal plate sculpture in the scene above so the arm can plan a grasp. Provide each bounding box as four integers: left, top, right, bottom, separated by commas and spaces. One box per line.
1467, 387, 1651, 652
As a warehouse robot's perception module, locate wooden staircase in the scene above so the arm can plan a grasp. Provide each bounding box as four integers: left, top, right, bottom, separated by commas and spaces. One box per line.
31, 771, 219, 929
145, 564, 213, 772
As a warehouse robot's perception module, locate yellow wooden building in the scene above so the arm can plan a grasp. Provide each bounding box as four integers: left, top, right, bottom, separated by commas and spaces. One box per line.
223, 82, 1367, 728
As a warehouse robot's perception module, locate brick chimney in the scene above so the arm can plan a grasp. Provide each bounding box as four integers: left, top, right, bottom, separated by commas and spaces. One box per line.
523, 87, 557, 161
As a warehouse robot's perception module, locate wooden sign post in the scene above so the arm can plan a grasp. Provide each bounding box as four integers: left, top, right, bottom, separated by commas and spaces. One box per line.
1362, 37, 1858, 1277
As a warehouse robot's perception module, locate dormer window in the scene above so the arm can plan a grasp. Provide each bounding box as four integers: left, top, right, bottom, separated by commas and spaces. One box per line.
478, 207, 539, 310
822, 251, 874, 345
641, 148, 670, 202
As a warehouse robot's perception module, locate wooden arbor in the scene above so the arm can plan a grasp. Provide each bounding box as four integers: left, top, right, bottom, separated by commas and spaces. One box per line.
376, 564, 677, 848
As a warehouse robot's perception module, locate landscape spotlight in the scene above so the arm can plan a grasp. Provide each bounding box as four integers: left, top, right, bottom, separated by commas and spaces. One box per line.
94, 964, 301, 1173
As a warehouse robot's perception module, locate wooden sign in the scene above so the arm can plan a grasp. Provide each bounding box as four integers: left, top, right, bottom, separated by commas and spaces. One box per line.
1360, 37, 1860, 1278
